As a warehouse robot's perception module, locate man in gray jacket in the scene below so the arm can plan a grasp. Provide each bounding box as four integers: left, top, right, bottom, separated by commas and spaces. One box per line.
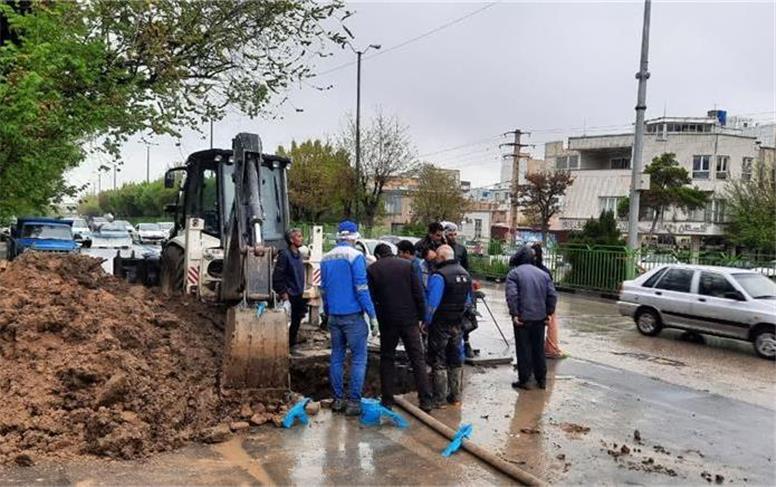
505, 245, 558, 390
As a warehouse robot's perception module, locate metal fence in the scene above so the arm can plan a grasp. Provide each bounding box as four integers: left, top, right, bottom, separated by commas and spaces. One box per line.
469, 245, 776, 294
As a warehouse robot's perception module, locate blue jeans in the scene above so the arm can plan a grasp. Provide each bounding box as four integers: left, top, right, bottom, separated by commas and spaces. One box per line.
329, 313, 369, 402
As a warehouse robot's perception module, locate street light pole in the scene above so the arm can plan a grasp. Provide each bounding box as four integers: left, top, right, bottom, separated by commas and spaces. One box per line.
146, 144, 151, 183
627, 0, 652, 250
350, 43, 380, 219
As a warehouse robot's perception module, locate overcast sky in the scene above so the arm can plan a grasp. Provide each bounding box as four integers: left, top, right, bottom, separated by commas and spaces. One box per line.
68, 0, 776, 194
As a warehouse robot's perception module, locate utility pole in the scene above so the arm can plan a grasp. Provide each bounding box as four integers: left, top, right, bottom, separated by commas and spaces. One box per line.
146, 144, 151, 183
113, 164, 117, 190
349, 42, 381, 219
210, 119, 214, 149
627, 0, 652, 250
355, 50, 362, 218
501, 130, 531, 233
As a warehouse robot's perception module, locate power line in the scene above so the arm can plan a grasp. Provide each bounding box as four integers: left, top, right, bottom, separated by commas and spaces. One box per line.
418, 133, 503, 159
315, 2, 499, 78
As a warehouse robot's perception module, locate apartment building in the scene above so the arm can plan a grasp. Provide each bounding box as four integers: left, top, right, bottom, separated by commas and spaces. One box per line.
546, 110, 775, 248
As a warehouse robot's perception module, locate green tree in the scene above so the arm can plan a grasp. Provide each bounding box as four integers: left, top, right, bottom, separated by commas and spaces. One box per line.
724, 161, 776, 252
569, 210, 625, 246
0, 0, 346, 220
78, 178, 178, 217
410, 164, 469, 225
517, 170, 574, 242
277, 139, 353, 222
565, 211, 628, 291
617, 153, 708, 237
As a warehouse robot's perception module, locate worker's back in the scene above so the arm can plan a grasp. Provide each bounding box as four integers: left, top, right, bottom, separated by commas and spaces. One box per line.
320, 242, 373, 316
367, 256, 425, 325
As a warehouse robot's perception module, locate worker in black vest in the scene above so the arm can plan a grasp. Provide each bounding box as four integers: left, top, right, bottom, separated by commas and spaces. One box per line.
424, 245, 471, 408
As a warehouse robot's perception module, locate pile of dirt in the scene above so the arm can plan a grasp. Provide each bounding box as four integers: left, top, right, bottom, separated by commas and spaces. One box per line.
0, 253, 288, 466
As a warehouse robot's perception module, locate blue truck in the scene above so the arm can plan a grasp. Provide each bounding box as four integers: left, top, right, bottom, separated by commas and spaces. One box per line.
8, 217, 78, 260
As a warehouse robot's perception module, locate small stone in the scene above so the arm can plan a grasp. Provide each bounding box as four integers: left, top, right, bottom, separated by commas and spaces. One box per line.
556, 453, 566, 460
620, 445, 630, 455
305, 401, 321, 416
239, 404, 253, 418
250, 413, 268, 426
271, 415, 284, 428
715, 475, 725, 484
254, 403, 267, 414
96, 373, 129, 406
14, 453, 33, 467
229, 421, 250, 432
201, 423, 231, 443
633, 429, 641, 442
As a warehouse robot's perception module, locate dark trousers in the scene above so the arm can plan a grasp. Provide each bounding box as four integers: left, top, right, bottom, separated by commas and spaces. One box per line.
514, 320, 547, 384
289, 294, 308, 347
427, 320, 463, 370
379, 320, 433, 407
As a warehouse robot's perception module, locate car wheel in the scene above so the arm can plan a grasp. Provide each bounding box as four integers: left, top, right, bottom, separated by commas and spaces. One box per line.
635, 308, 662, 336
160, 245, 184, 296
752, 326, 776, 360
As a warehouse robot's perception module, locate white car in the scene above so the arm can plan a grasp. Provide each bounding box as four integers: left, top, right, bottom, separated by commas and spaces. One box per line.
135, 223, 167, 244
157, 221, 175, 238
69, 217, 92, 244
618, 264, 776, 359
355, 239, 398, 265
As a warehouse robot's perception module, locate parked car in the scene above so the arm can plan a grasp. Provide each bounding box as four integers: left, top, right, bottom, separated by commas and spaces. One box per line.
753, 260, 776, 278
135, 223, 167, 244
355, 238, 397, 265
618, 264, 776, 359
114, 220, 135, 236
8, 217, 78, 259
67, 217, 92, 244
157, 221, 175, 238
378, 235, 419, 246
83, 222, 159, 273
89, 216, 108, 231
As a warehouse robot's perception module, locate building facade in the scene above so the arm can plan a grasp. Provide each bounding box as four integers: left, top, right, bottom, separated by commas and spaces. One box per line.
546, 110, 775, 248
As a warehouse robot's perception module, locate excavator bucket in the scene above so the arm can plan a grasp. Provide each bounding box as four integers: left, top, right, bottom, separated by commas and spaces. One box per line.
222, 307, 289, 390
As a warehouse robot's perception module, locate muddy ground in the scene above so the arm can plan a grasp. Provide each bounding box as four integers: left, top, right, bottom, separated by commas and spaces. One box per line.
0, 253, 304, 467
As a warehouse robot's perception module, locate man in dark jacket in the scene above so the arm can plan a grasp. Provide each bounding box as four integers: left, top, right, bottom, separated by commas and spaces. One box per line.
272, 228, 308, 350
425, 245, 470, 408
505, 245, 558, 390
442, 221, 477, 358
368, 243, 433, 412
414, 221, 445, 263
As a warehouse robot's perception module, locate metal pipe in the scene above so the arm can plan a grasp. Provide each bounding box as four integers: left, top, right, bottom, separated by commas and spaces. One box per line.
394, 396, 546, 486
479, 297, 511, 347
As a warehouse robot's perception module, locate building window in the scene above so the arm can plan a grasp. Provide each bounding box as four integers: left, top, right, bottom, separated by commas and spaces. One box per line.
715, 156, 729, 180
384, 193, 402, 214
556, 156, 567, 170
741, 157, 753, 181
599, 196, 623, 215
567, 155, 579, 170
708, 199, 726, 223
474, 219, 482, 239
692, 155, 711, 179
610, 157, 631, 169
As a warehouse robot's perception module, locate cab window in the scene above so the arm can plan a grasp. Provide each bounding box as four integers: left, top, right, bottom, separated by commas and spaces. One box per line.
655, 268, 694, 293
200, 169, 219, 235
698, 272, 737, 298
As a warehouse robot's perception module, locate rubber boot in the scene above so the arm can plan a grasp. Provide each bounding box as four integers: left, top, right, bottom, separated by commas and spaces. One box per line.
464, 341, 475, 359
432, 369, 448, 409
447, 366, 463, 405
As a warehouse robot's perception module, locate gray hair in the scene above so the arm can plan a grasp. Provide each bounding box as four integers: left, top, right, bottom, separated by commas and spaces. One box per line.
285, 227, 302, 245
437, 244, 454, 261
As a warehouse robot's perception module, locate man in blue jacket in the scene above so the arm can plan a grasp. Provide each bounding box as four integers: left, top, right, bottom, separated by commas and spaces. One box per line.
425, 245, 470, 408
272, 228, 307, 351
320, 220, 377, 416
505, 245, 558, 390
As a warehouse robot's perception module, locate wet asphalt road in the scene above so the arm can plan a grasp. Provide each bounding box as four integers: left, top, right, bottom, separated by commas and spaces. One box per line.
1, 285, 774, 485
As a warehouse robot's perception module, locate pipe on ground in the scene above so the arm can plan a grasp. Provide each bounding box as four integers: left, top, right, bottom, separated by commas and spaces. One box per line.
394, 396, 546, 487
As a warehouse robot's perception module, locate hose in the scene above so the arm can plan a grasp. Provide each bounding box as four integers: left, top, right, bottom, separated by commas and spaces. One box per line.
394, 396, 546, 487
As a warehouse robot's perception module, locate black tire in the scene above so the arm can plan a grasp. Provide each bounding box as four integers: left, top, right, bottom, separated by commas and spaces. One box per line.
635, 308, 663, 336
160, 245, 184, 296
752, 326, 776, 360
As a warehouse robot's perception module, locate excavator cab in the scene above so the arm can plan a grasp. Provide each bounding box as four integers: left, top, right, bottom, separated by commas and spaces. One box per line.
159, 133, 293, 392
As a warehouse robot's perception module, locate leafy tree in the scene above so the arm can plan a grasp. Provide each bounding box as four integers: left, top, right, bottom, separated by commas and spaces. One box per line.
339, 109, 417, 227
0, 0, 346, 220
78, 178, 178, 217
517, 170, 574, 242
617, 153, 708, 236
277, 139, 353, 223
565, 211, 628, 291
569, 210, 625, 246
724, 161, 776, 252
410, 164, 469, 225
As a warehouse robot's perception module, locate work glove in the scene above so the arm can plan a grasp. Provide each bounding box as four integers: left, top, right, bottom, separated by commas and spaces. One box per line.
369, 317, 380, 338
